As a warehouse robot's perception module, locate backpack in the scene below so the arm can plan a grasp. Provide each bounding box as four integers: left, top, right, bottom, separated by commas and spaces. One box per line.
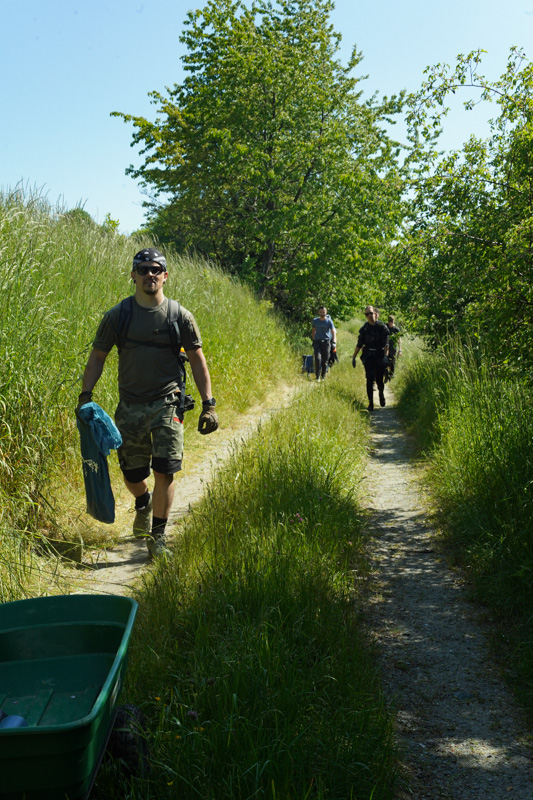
362, 320, 388, 351
116, 296, 194, 416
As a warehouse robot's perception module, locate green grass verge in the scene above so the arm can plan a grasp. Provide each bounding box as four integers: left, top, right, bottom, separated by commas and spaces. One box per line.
95, 357, 398, 799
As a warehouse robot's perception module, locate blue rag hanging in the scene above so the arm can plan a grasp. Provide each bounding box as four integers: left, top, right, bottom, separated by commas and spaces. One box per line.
77, 402, 122, 524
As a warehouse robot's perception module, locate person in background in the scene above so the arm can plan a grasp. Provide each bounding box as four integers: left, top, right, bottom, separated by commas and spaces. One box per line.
351, 305, 390, 411
77, 248, 218, 558
311, 305, 336, 382
386, 315, 402, 379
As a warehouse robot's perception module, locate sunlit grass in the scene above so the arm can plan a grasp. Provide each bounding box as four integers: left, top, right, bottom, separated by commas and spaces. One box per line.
95, 370, 398, 800
0, 187, 296, 596
0, 188, 401, 796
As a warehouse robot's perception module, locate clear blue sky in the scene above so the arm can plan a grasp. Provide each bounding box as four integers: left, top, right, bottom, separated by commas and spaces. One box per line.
2, 0, 532, 234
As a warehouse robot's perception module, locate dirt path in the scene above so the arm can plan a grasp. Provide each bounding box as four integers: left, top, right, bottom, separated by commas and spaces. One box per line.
70, 383, 300, 596
364, 384, 533, 799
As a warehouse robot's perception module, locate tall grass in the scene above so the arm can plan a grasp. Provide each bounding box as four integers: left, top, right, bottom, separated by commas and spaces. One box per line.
394, 337, 533, 713
393, 337, 452, 452
95, 367, 398, 799
0, 187, 296, 599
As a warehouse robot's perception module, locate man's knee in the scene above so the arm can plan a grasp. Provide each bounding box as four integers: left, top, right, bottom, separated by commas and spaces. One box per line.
153, 470, 175, 487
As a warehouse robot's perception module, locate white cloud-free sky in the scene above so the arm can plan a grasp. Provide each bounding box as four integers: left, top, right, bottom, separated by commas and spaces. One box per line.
2, 0, 532, 234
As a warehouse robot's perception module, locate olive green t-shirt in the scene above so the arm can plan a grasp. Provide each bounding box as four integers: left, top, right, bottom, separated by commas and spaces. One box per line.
93, 297, 202, 403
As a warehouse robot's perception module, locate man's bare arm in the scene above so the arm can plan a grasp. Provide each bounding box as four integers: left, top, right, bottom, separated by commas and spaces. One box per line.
186, 347, 213, 402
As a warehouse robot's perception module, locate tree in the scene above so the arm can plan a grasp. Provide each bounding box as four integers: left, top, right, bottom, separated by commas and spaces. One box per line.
62, 207, 97, 227
113, 0, 404, 321
390, 48, 533, 370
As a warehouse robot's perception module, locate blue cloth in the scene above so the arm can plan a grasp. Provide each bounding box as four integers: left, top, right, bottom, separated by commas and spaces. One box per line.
77, 402, 122, 524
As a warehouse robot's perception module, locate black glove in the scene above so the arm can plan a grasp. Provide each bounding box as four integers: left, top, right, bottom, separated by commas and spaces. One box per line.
382, 356, 389, 367
75, 391, 93, 418
352, 356, 357, 368
198, 408, 219, 435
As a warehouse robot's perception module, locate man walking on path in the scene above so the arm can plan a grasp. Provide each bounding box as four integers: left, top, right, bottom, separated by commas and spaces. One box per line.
77, 247, 218, 558
311, 306, 336, 382
386, 315, 401, 380
352, 305, 390, 410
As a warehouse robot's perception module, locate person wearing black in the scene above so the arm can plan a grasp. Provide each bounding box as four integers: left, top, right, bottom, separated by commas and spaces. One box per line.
386, 315, 401, 379
351, 305, 390, 411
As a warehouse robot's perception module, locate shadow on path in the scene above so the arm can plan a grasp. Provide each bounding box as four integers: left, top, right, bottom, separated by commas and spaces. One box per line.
363, 389, 533, 799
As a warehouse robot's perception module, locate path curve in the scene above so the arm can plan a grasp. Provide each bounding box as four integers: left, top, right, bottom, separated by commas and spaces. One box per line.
364, 385, 533, 799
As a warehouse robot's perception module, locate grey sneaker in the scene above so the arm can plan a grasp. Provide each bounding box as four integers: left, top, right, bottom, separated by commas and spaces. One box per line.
133, 493, 152, 539
147, 535, 170, 559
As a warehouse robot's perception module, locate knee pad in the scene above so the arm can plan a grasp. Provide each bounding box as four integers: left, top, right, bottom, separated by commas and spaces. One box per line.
121, 465, 151, 484
152, 457, 182, 475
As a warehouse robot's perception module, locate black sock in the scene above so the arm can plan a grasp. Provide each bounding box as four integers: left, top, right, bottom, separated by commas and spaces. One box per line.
135, 491, 150, 510
152, 516, 168, 537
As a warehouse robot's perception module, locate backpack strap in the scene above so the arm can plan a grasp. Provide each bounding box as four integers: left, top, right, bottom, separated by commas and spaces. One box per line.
166, 299, 191, 417
116, 296, 183, 357
116, 296, 134, 352
166, 298, 182, 356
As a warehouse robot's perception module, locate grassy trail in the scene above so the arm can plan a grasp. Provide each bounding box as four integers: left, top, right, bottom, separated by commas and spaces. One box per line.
0, 192, 400, 798
91, 339, 400, 800
394, 339, 533, 720
63, 383, 303, 596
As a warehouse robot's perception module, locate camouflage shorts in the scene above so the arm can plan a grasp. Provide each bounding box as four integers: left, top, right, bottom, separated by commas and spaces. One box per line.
115, 393, 184, 475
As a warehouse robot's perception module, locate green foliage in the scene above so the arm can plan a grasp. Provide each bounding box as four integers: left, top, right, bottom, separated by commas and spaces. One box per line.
103, 212, 121, 232
113, 0, 405, 322
62, 207, 98, 227
98, 376, 398, 799
390, 48, 533, 374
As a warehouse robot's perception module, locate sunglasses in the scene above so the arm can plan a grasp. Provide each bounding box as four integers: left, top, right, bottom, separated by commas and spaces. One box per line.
135, 265, 166, 276
365, 312, 375, 317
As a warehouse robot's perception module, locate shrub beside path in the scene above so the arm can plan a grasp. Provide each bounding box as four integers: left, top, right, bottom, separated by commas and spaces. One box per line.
364, 385, 533, 799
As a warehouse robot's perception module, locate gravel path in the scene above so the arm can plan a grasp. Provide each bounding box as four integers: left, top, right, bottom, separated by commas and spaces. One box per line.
363, 385, 533, 799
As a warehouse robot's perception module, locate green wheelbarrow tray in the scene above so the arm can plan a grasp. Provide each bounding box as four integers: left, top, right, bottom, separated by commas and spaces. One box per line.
0, 594, 138, 800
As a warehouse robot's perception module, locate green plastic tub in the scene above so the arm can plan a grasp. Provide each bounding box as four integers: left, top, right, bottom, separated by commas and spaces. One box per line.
0, 594, 138, 800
